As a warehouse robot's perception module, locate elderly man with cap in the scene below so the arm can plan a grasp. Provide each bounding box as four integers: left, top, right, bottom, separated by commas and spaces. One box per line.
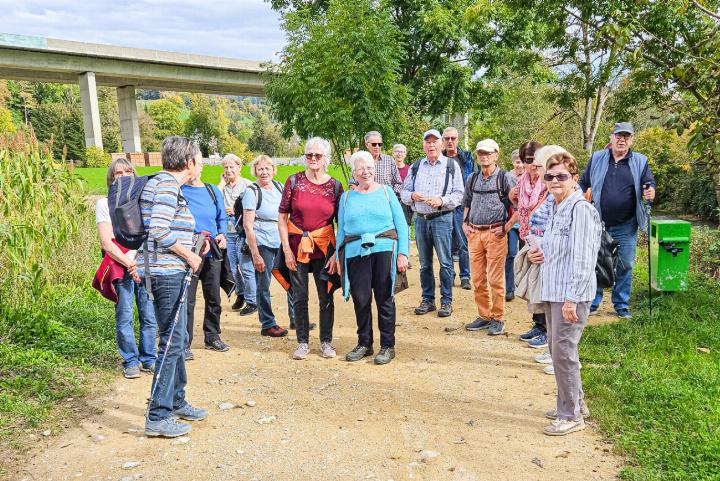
463, 139, 517, 336
442, 127, 476, 291
401, 129, 465, 317
349, 131, 403, 193
579, 122, 655, 319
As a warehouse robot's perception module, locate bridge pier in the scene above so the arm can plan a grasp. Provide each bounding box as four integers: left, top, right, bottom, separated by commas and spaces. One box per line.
117, 85, 142, 153
78, 72, 103, 150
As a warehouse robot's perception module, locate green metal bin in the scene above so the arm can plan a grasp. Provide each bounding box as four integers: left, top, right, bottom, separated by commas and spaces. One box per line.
649, 219, 691, 291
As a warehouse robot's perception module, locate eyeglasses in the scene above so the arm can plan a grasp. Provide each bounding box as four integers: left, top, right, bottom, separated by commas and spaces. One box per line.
369, 142, 383, 147
443, 136, 458, 141
543, 173, 572, 182
522, 156, 535, 164
305, 153, 324, 160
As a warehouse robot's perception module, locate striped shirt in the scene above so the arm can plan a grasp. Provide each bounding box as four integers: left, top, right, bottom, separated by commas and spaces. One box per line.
349, 153, 403, 194
400, 155, 465, 214
463, 167, 516, 225
137, 172, 195, 276
540, 190, 602, 303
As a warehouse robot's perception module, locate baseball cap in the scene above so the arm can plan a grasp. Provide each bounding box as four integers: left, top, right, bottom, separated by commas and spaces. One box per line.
612, 122, 634, 135
423, 129, 441, 140
475, 139, 500, 153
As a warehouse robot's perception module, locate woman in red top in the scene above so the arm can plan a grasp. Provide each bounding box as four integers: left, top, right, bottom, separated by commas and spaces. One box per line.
278, 137, 343, 360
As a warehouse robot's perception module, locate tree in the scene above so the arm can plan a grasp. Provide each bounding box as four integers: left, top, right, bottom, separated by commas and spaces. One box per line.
147, 98, 184, 143
184, 94, 223, 156
248, 113, 285, 156
265, 0, 409, 179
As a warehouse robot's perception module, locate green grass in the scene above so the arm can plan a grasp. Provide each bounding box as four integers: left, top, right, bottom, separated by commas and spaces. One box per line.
582, 248, 720, 480
76, 165, 350, 194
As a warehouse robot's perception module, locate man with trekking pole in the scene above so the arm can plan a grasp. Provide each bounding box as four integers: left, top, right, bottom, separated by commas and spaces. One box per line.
137, 136, 209, 438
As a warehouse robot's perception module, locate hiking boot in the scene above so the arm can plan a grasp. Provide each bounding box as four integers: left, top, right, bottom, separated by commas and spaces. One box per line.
487, 320, 505, 336
140, 363, 155, 373
293, 343, 310, 360
519, 326, 545, 341
543, 418, 585, 436
438, 303, 453, 317
184, 349, 194, 361
173, 403, 208, 421
527, 333, 548, 349
320, 341, 336, 359
616, 308, 632, 319
535, 351, 552, 364
238, 303, 258, 316
505, 291, 515, 301
123, 365, 141, 379
465, 317, 491, 331
460, 278, 472, 290
205, 338, 230, 352
374, 347, 395, 365
345, 345, 374, 362
231, 296, 245, 311
589, 305, 599, 316
145, 417, 192, 438
544, 404, 590, 420
261, 326, 288, 337
414, 300, 436, 315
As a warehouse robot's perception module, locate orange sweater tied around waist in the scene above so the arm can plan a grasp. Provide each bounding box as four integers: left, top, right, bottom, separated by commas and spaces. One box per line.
288, 221, 336, 264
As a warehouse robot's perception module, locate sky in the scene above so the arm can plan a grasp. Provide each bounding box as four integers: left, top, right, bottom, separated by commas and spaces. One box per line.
0, 0, 287, 61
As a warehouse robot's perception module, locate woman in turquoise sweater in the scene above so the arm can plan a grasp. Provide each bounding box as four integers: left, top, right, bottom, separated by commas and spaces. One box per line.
337, 151, 409, 365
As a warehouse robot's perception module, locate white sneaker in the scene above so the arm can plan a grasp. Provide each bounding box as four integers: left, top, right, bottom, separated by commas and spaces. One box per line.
543, 362, 581, 375
293, 343, 310, 360
543, 417, 585, 436
535, 351, 552, 364
320, 341, 336, 358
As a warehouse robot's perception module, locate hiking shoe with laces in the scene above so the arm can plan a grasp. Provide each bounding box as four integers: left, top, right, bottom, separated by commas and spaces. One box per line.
543, 417, 585, 436
528, 333, 548, 349
487, 320, 505, 336
238, 303, 258, 316
438, 303, 453, 317
173, 403, 208, 421
184, 349, 194, 361
374, 347, 395, 365
414, 300, 436, 315
345, 345, 374, 362
616, 308, 632, 319
123, 365, 141, 379
231, 296, 245, 311
145, 417, 192, 438
320, 341, 336, 358
460, 278, 472, 290
261, 326, 288, 337
520, 325, 545, 341
293, 343, 310, 360
544, 404, 590, 420
205, 338, 230, 352
140, 363, 155, 373
535, 351, 552, 364
465, 317, 491, 331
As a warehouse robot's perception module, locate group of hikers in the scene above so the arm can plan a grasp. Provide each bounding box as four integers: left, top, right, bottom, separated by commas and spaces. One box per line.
94, 122, 655, 439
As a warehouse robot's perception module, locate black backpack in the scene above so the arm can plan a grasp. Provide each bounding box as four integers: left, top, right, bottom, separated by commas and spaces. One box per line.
107, 174, 155, 250
570, 199, 619, 289
409, 158, 456, 197
234, 180, 284, 229
464, 168, 512, 222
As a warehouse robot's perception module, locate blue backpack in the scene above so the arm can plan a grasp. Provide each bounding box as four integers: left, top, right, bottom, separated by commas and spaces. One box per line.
107, 175, 155, 250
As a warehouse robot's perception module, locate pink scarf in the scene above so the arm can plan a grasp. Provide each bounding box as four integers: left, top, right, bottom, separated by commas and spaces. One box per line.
517, 172, 547, 240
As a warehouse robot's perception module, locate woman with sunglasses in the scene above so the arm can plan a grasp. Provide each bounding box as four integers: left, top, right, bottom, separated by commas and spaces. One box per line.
278, 137, 344, 360
508, 141, 549, 348
528, 151, 601, 436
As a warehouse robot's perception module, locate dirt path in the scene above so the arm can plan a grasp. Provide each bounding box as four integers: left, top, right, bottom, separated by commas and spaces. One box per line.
13, 251, 621, 481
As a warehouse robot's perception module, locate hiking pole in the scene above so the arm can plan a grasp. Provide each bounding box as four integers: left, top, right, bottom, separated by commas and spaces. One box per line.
644, 184, 652, 319
146, 233, 206, 418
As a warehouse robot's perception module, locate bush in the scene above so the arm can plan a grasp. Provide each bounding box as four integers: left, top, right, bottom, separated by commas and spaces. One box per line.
672, 162, 719, 223
689, 226, 720, 278
634, 127, 690, 208
83, 146, 111, 168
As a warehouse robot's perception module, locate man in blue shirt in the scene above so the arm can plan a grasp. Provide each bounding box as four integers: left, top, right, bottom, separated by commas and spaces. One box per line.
579, 122, 656, 318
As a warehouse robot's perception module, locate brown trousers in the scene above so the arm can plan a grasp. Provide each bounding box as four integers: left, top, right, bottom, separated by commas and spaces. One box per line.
467, 229, 508, 320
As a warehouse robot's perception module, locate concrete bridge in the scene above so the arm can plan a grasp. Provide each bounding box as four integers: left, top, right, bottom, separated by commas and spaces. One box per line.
0, 33, 266, 152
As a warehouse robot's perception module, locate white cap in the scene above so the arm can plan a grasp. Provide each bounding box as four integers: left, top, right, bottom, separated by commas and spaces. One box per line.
423, 129, 441, 140
535, 145, 568, 169
475, 139, 500, 153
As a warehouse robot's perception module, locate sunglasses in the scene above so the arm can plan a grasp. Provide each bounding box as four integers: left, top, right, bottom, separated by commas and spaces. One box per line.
443, 136, 458, 141
522, 156, 535, 164
544, 173, 572, 182
369, 142, 383, 147
305, 153, 324, 160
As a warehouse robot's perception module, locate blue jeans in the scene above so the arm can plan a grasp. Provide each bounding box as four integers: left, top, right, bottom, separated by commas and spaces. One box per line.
148, 272, 189, 421
505, 227, 520, 293
452, 207, 470, 280
114, 272, 157, 369
240, 242, 257, 305
415, 213, 454, 304
256, 245, 295, 329
226, 232, 244, 296
593, 218, 638, 311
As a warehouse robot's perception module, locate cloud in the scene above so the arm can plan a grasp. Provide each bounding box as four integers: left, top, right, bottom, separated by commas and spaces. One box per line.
0, 0, 286, 61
